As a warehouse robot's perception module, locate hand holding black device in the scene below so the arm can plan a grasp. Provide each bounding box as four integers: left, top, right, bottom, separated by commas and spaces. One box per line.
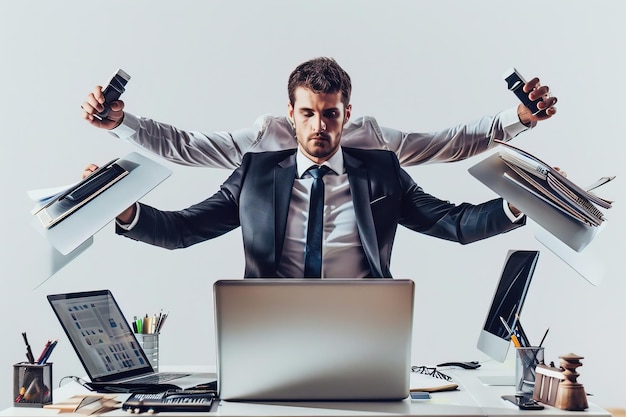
95, 68, 131, 120
503, 68, 543, 115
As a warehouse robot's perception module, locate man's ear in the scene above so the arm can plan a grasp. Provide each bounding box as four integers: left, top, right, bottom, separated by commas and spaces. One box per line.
287, 103, 295, 126
343, 104, 352, 125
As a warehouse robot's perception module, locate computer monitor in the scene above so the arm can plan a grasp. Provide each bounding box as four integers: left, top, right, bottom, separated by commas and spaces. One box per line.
477, 250, 540, 363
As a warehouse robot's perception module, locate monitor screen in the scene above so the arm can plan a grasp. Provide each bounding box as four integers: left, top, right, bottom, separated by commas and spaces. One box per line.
477, 250, 540, 362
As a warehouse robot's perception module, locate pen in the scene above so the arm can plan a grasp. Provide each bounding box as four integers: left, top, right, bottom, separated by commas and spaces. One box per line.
499, 316, 514, 337
538, 328, 550, 347
21, 332, 35, 364
36, 340, 52, 364
514, 315, 530, 347
38, 339, 58, 364
156, 311, 169, 333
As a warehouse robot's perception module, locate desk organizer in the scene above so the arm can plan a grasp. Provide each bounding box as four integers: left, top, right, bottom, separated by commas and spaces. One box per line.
13, 362, 52, 407
533, 353, 588, 411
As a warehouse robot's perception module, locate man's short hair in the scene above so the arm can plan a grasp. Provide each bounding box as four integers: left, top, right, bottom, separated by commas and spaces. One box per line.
288, 57, 352, 107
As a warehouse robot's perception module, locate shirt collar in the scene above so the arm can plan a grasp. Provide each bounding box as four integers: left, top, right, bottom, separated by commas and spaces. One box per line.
296, 146, 345, 178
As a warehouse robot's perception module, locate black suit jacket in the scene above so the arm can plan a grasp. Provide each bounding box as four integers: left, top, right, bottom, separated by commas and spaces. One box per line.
119, 148, 524, 277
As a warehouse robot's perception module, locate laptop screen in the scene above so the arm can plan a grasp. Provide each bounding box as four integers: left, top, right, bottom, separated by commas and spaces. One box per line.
47, 290, 153, 382
214, 279, 415, 401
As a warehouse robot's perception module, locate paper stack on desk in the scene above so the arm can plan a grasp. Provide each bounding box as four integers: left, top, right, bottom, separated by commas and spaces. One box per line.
44, 394, 120, 415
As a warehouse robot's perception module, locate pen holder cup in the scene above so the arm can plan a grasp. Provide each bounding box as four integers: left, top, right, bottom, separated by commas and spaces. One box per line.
135, 333, 159, 372
515, 347, 545, 396
13, 362, 52, 407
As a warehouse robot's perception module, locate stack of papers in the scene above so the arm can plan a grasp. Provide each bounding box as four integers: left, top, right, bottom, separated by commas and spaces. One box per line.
496, 141, 614, 227
44, 394, 120, 415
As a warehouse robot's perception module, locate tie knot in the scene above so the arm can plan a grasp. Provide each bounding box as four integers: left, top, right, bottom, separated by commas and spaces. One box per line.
306, 165, 331, 179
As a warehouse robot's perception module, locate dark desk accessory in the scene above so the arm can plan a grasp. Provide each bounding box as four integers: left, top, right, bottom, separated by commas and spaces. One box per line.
502, 394, 545, 410
122, 389, 216, 414
436, 361, 481, 370
13, 362, 52, 407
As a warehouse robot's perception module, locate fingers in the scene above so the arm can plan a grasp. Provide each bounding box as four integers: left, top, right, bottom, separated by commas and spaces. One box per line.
82, 164, 99, 179
80, 85, 124, 130
523, 77, 558, 121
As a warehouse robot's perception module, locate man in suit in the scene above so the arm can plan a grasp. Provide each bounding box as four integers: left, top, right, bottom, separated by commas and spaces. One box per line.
81, 61, 557, 170
115, 58, 525, 278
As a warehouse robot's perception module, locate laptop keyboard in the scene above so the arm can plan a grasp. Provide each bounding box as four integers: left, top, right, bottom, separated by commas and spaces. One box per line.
132, 372, 191, 384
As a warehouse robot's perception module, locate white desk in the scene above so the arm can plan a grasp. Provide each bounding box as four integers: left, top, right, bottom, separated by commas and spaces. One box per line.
0, 363, 610, 417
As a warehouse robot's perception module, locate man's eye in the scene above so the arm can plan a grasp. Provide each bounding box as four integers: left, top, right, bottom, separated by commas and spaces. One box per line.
326, 111, 339, 118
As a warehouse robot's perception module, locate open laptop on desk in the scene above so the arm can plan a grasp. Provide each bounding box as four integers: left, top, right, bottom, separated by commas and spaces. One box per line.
47, 290, 214, 392
213, 279, 415, 401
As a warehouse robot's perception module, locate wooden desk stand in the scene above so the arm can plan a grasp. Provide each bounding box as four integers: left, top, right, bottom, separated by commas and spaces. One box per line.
533, 353, 589, 411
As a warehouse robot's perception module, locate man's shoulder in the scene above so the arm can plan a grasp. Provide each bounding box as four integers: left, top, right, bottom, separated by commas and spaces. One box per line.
342, 147, 401, 172
241, 148, 296, 163
342, 146, 396, 159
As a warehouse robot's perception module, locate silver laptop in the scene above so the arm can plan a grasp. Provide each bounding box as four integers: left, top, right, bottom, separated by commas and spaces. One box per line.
47, 290, 214, 392
214, 279, 415, 401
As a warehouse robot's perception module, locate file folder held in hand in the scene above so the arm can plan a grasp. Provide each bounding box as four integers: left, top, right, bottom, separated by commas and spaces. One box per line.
33, 159, 129, 229
468, 142, 615, 252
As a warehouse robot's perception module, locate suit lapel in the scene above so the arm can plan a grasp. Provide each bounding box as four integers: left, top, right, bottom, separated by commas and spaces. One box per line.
343, 151, 383, 277
274, 153, 297, 266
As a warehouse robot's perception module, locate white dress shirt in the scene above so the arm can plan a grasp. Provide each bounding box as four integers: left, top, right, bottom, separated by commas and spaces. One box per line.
276, 148, 371, 278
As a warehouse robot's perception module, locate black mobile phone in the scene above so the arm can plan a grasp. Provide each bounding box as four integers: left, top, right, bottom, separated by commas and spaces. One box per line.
503, 68, 542, 115
95, 68, 131, 120
502, 394, 545, 410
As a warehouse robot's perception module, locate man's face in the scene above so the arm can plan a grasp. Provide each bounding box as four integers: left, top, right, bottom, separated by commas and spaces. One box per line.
288, 87, 351, 164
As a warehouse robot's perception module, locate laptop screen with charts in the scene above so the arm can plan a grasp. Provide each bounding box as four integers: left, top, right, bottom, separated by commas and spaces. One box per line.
213, 279, 415, 401
47, 290, 214, 391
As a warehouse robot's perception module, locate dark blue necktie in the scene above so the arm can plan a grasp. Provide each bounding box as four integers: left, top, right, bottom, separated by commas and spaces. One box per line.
303, 165, 331, 278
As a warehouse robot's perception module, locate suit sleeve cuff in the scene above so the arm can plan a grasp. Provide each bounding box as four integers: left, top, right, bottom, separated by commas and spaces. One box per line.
115, 203, 141, 230
503, 200, 524, 223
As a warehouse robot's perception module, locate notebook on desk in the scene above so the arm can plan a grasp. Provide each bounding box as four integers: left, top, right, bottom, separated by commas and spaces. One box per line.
47, 290, 214, 392
213, 279, 415, 401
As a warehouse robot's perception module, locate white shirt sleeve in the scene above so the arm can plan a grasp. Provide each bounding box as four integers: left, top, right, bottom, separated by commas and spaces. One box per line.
109, 108, 532, 168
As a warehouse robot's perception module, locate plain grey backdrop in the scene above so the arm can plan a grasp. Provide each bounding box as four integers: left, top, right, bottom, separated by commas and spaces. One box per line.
1, 0, 624, 408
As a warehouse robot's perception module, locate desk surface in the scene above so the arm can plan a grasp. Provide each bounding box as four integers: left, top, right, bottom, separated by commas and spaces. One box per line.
0, 362, 610, 417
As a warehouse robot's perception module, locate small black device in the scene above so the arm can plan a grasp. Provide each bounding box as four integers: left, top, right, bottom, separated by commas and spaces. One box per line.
95, 68, 131, 120
503, 68, 542, 115
502, 395, 545, 410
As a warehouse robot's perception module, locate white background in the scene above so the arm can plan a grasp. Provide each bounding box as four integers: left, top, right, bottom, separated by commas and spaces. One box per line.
1, 0, 624, 409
